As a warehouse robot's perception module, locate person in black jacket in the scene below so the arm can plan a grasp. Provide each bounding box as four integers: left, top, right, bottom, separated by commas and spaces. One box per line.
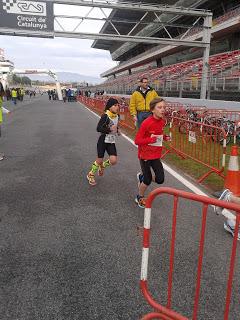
87, 98, 120, 186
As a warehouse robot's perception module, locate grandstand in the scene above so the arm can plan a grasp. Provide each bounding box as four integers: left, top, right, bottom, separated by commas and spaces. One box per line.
91, 0, 240, 101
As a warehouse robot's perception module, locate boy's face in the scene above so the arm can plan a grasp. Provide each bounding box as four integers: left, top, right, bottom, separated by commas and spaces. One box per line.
109, 103, 119, 114
152, 101, 166, 118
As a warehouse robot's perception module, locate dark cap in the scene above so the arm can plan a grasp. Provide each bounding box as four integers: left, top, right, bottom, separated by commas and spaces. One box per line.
104, 98, 119, 111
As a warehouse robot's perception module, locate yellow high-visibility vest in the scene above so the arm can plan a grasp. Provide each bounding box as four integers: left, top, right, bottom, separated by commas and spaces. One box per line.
12, 90, 17, 98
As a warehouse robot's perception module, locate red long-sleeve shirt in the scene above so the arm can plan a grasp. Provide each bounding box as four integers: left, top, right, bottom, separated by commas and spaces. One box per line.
135, 115, 166, 160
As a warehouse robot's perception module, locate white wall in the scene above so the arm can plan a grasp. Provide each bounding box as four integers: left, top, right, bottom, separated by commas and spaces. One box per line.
110, 93, 240, 110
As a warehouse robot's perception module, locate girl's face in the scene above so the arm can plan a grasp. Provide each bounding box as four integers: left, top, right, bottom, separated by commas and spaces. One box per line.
152, 101, 166, 118
110, 103, 119, 114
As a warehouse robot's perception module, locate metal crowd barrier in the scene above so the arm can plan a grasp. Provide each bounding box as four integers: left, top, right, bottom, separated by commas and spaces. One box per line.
77, 96, 237, 182
164, 116, 227, 183
140, 187, 240, 320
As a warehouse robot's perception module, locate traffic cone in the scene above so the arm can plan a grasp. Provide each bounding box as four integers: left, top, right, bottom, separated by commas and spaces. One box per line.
224, 146, 240, 196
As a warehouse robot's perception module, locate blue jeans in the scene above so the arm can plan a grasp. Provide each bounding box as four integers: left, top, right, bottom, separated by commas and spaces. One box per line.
137, 111, 151, 128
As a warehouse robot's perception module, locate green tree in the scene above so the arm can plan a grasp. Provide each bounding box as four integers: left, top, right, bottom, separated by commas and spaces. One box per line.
12, 74, 22, 84
21, 76, 31, 85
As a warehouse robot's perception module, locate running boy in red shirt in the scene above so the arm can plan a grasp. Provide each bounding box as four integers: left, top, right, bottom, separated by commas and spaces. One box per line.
134, 97, 170, 208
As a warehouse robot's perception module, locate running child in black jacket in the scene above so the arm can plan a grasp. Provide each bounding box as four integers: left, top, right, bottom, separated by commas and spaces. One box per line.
87, 98, 120, 186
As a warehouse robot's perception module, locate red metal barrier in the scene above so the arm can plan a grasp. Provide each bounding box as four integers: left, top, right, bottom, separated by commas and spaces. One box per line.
78, 96, 106, 113
78, 95, 136, 131
142, 312, 176, 320
77, 97, 228, 182
204, 111, 240, 145
140, 187, 240, 320
165, 116, 227, 182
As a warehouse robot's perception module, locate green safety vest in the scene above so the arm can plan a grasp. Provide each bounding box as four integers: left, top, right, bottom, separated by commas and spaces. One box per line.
0, 96, 2, 123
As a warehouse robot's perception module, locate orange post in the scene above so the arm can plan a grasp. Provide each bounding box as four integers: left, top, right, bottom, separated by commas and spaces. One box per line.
224, 146, 240, 196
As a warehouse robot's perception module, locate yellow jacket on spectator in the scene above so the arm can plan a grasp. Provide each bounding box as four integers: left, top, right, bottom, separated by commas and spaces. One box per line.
129, 86, 158, 116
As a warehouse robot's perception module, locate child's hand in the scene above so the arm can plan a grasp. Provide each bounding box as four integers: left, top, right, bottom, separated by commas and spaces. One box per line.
164, 135, 171, 142
150, 136, 157, 143
110, 124, 118, 133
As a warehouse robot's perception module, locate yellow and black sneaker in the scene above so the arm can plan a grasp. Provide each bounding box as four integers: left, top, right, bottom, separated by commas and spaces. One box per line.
87, 172, 97, 186
98, 165, 104, 176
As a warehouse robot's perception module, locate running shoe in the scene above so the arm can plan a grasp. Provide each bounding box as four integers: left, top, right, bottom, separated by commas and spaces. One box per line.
224, 219, 240, 241
0, 153, 4, 161
135, 195, 146, 209
137, 172, 144, 188
87, 172, 97, 186
98, 165, 104, 176
214, 189, 232, 215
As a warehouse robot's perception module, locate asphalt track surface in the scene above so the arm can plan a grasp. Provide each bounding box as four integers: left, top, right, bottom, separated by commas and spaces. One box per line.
0, 96, 239, 320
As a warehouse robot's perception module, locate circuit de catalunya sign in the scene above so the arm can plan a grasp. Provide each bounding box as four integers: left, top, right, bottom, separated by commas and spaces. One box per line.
0, 0, 53, 37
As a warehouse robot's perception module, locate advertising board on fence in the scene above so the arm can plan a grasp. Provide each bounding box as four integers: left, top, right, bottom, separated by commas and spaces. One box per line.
188, 130, 196, 143
0, 0, 54, 37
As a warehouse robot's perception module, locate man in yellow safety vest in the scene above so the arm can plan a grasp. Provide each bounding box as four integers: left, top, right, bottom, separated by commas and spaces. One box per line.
11, 88, 17, 105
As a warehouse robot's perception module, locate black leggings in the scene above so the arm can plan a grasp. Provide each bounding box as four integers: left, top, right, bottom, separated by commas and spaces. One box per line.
140, 159, 165, 186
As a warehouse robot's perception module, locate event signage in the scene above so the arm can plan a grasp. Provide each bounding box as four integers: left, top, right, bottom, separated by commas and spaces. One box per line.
0, 0, 54, 37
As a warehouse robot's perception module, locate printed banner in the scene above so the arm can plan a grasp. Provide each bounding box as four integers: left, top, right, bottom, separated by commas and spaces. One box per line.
0, 0, 54, 37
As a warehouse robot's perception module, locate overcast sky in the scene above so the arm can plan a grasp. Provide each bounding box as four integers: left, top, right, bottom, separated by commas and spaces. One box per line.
0, 4, 118, 78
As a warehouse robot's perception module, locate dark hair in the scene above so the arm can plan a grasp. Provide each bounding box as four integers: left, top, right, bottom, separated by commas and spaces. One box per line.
140, 77, 148, 83
150, 97, 165, 111
104, 97, 119, 111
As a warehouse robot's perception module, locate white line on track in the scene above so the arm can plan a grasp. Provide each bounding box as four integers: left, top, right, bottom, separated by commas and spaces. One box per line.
82, 103, 235, 221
